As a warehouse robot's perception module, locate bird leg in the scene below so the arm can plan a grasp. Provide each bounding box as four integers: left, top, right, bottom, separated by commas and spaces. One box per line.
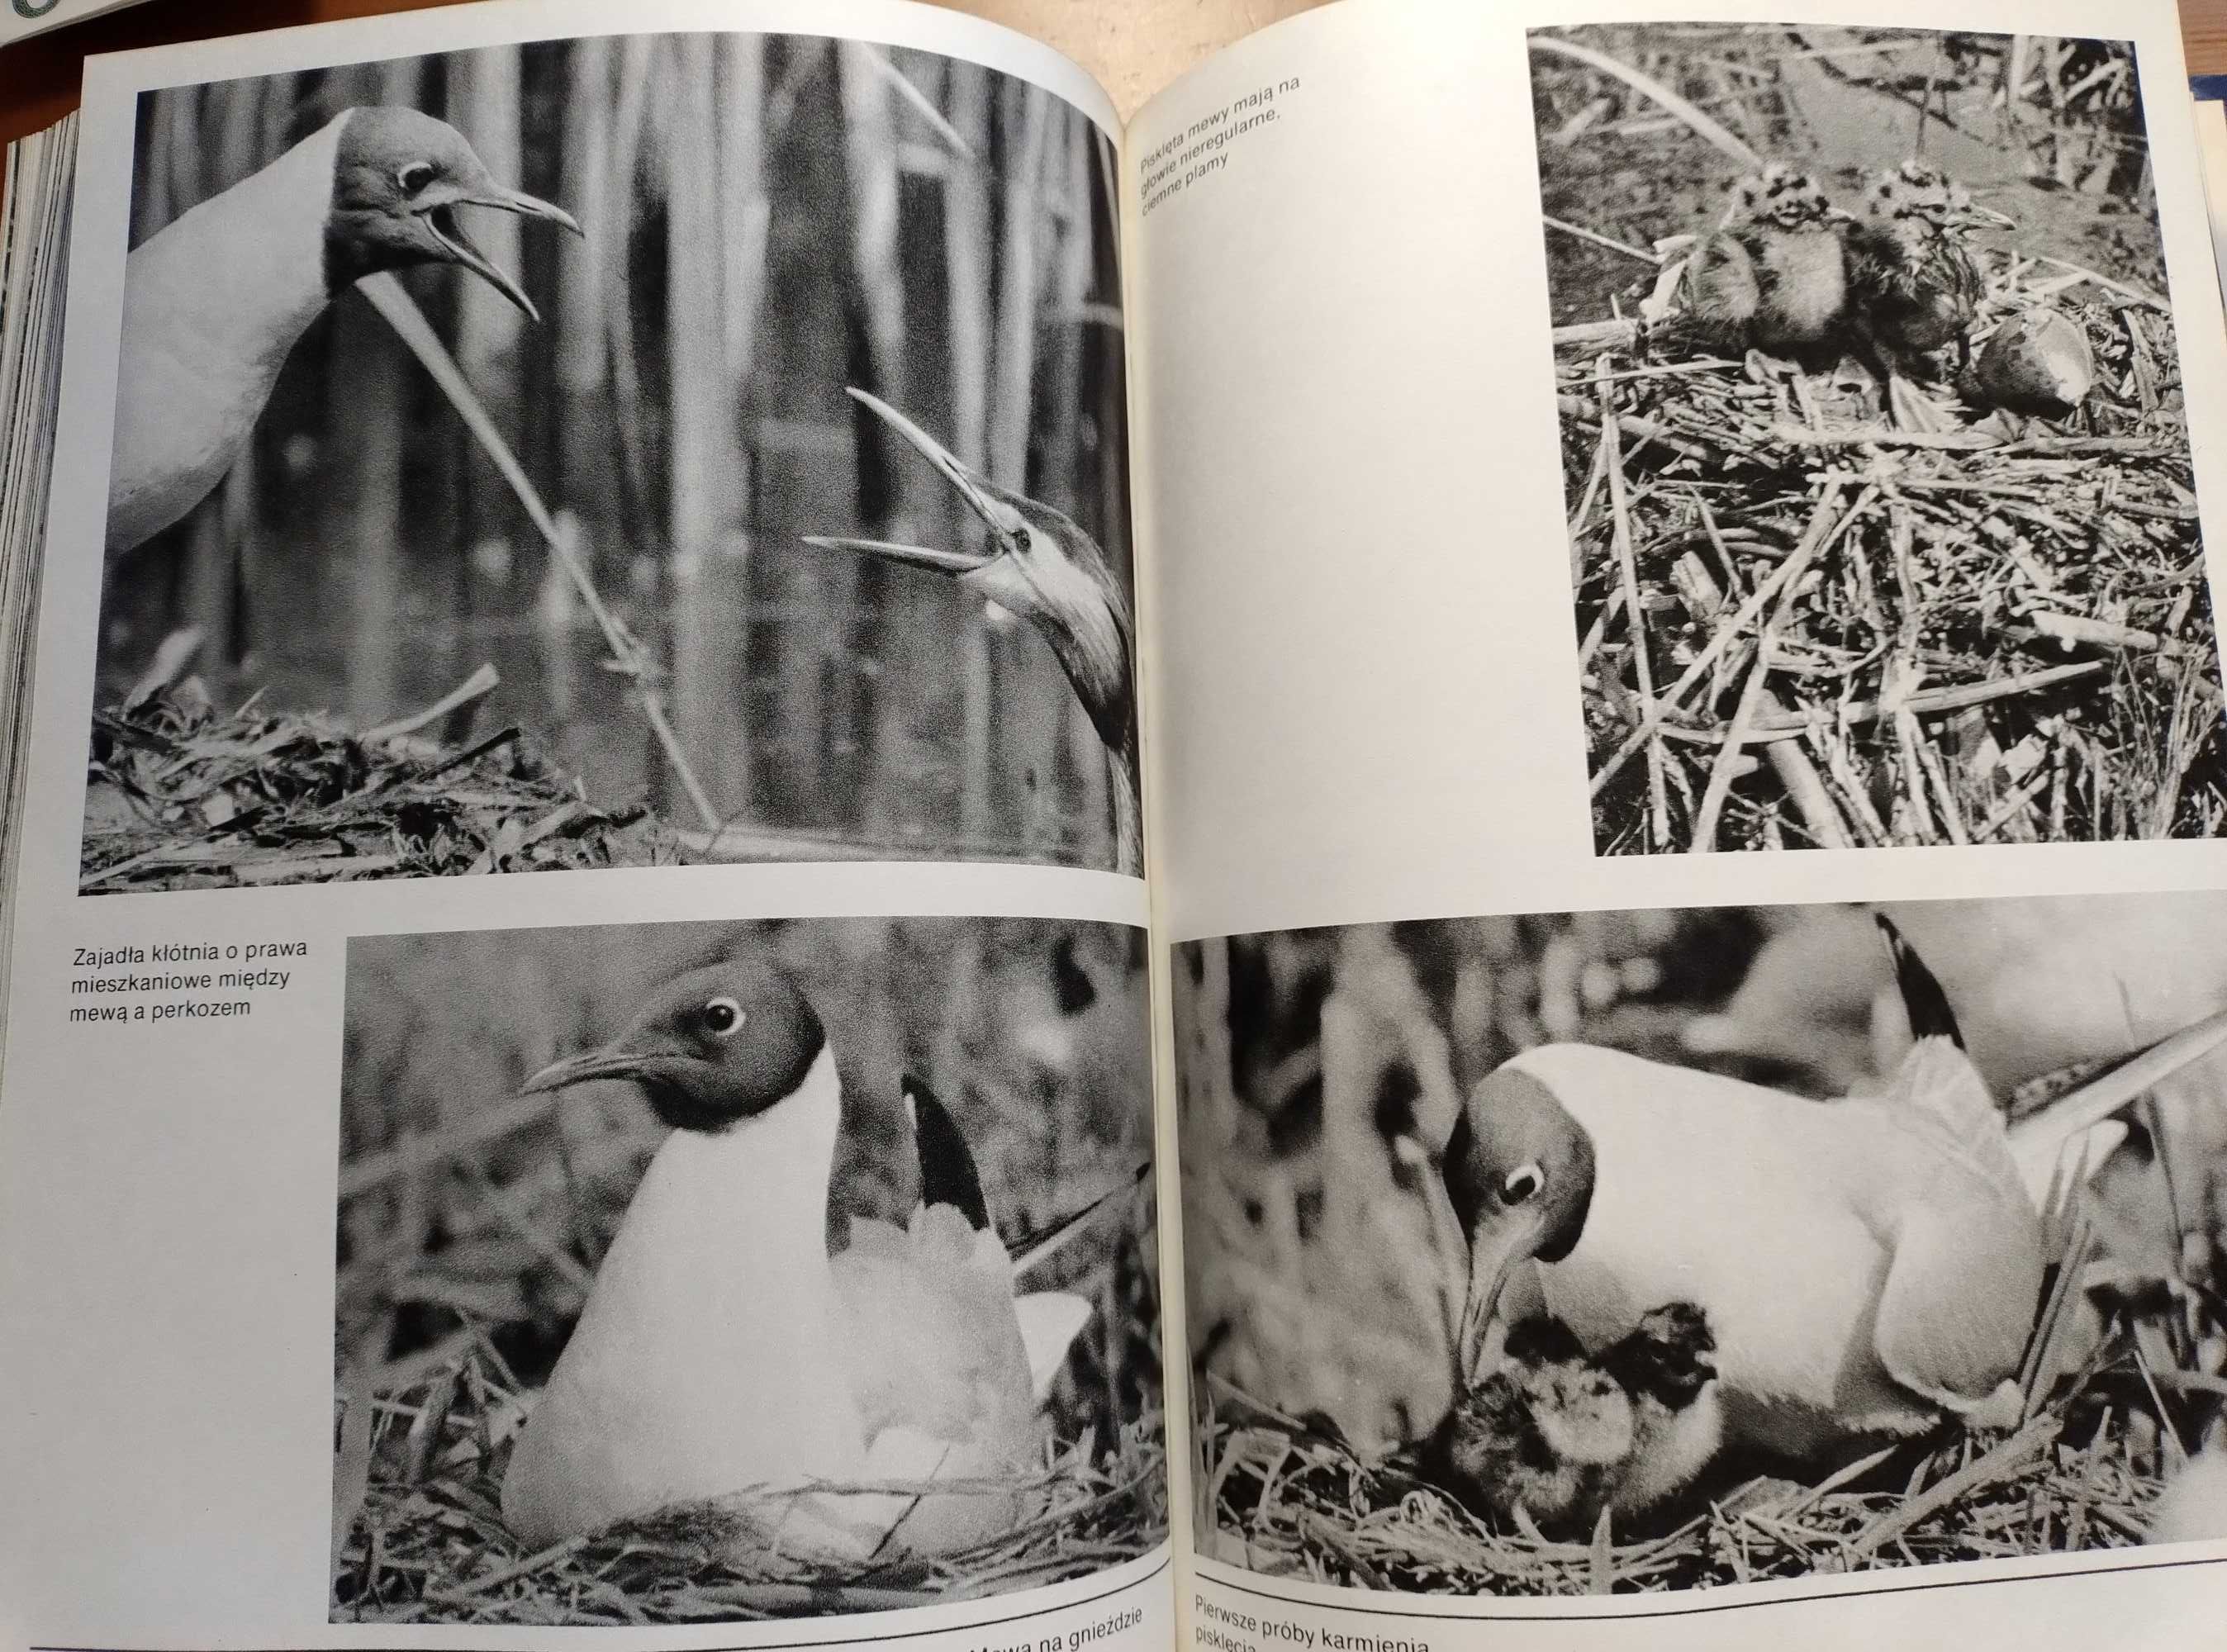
1886, 373, 1959, 434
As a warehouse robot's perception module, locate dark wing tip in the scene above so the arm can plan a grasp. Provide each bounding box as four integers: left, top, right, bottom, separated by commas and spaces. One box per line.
904, 1074, 992, 1232
1876, 912, 1964, 1049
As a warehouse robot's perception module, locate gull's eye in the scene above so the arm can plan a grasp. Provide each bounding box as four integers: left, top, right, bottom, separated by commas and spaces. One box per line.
702, 996, 745, 1037
1501, 1161, 1544, 1204
1012, 526, 1032, 553
396, 162, 434, 195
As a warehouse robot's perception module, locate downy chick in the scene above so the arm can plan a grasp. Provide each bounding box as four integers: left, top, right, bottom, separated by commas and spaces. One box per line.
1664, 165, 1853, 361
1844, 162, 2011, 428
1427, 1303, 1721, 1531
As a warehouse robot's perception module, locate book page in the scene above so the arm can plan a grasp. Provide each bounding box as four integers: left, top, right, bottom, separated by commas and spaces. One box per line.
1129, 0, 2227, 1645
0, 2, 1171, 1649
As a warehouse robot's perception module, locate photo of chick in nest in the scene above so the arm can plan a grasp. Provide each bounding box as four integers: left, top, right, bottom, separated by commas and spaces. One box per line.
1531, 25, 2225, 853
1174, 896, 2227, 1595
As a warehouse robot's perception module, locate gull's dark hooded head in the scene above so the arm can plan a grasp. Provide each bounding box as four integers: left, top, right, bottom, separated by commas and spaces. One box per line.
325, 106, 582, 319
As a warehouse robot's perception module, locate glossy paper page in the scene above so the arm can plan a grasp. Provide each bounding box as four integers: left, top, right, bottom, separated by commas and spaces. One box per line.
1130, 0, 2227, 1645
0, 3, 1172, 1649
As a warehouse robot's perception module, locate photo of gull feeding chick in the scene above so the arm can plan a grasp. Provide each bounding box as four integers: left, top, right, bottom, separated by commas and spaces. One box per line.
1531, 24, 2223, 855
1175, 895, 2227, 1594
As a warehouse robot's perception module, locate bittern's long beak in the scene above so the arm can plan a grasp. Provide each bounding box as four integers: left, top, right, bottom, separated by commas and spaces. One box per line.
422, 183, 582, 324
802, 389, 1021, 574
1454, 1207, 1546, 1386
848, 387, 1009, 526
798, 534, 989, 575
1963, 203, 2019, 231
520, 1041, 686, 1096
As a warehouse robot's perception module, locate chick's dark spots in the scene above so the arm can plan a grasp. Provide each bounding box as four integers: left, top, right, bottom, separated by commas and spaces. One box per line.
1845, 162, 1999, 378
1426, 1299, 1722, 1533
1667, 165, 1853, 358
1597, 1302, 1717, 1408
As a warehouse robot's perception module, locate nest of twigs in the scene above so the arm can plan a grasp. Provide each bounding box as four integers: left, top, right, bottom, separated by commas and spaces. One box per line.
82, 665, 672, 891
333, 1344, 1167, 1624
1565, 263, 2225, 852
1195, 1394, 2163, 1596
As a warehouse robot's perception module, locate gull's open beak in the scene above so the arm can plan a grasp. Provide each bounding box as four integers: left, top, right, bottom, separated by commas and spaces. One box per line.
1964, 202, 2019, 231
421, 183, 582, 324
1454, 1206, 1546, 1387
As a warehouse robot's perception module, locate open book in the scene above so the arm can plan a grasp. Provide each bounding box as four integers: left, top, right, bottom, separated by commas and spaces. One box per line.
3, 0, 2227, 1648
0, 0, 145, 49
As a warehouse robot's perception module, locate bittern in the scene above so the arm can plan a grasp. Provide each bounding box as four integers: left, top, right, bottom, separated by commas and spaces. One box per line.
807, 388, 1142, 876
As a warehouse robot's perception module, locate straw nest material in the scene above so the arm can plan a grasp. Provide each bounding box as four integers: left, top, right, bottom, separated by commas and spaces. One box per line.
1564, 252, 2223, 852
1196, 1397, 2156, 1596
333, 1341, 1166, 1624
82, 665, 672, 891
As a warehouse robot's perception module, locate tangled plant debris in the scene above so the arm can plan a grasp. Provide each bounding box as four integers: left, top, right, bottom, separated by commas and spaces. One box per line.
1532, 24, 2226, 852
1561, 291, 2223, 852
83, 667, 673, 891
335, 1345, 1166, 1625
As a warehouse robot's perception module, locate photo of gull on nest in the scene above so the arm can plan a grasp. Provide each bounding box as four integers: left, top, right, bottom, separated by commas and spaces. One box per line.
1531, 24, 2224, 853
331, 915, 1160, 1623
1175, 895, 2227, 1596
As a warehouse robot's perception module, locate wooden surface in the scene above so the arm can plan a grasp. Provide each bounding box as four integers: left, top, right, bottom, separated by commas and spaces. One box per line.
3, 0, 2224, 149
2, 0, 2222, 181
0, 0, 1324, 147
2193, 2, 2227, 78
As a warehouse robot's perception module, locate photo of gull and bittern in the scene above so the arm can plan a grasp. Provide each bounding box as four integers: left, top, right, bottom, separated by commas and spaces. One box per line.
333, 914, 1160, 1621
87, 34, 1135, 890
1175, 895, 2227, 1594
1533, 25, 2224, 853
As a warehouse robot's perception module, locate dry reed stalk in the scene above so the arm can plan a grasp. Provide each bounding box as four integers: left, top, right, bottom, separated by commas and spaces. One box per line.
944, 63, 997, 848
1692, 621, 1775, 848
1599, 365, 1670, 847
1591, 481, 1864, 795
1528, 34, 1764, 165
358, 273, 719, 830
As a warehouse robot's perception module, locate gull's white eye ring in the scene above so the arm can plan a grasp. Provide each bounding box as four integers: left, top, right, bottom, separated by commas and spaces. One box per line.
702, 997, 746, 1037
1502, 1161, 1544, 1204
396, 162, 434, 194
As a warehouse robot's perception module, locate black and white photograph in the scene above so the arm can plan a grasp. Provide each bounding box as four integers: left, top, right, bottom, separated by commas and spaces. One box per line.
1175, 894, 2227, 1593
1532, 25, 2225, 852
331, 914, 1161, 1621
87, 34, 1136, 892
